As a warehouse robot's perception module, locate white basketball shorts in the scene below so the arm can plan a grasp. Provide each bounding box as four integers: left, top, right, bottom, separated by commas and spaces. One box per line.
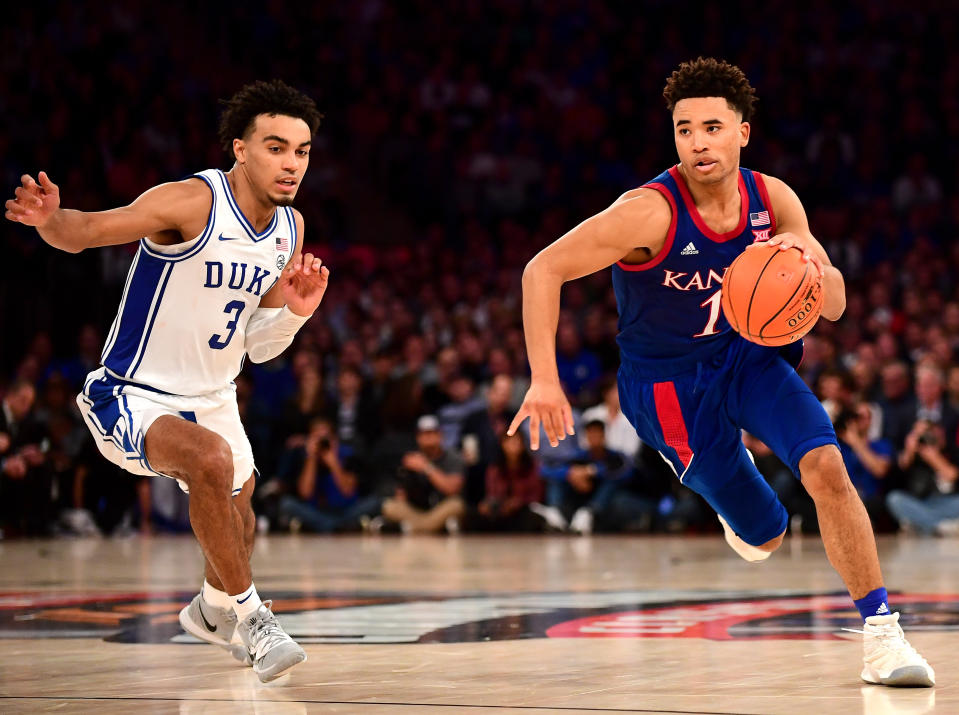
77, 367, 255, 495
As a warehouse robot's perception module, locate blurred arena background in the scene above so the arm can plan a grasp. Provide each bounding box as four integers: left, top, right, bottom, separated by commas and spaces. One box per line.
2, 0, 959, 540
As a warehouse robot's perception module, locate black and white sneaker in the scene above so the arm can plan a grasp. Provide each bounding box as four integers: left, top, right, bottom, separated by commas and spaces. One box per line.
178, 594, 252, 665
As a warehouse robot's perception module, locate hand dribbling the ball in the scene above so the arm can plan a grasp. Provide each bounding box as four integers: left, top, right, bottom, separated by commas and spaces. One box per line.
748, 231, 824, 278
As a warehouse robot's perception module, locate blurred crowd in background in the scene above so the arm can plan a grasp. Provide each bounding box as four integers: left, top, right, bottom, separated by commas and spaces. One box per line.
3, 1, 959, 538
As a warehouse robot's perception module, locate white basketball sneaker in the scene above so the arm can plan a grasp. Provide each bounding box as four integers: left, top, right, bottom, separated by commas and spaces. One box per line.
570, 507, 594, 535
237, 601, 307, 682
179, 593, 252, 665
529, 503, 568, 531
860, 612, 935, 687
717, 514, 771, 562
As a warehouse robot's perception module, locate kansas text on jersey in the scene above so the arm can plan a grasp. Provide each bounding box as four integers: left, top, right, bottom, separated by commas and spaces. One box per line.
612, 165, 775, 371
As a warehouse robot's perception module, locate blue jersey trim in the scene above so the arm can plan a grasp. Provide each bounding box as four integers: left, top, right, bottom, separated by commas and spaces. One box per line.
80, 375, 164, 477
287, 206, 298, 258
102, 251, 171, 377
217, 170, 278, 241
129, 262, 174, 378
100, 250, 139, 361
101, 368, 176, 396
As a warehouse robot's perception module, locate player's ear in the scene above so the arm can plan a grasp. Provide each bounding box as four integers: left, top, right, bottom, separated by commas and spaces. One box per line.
233, 138, 246, 164
740, 121, 750, 147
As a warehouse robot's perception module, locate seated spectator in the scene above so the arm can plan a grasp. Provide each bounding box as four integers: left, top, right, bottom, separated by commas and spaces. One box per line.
742, 431, 817, 533
913, 363, 959, 440
878, 361, 916, 450
886, 416, 959, 535
555, 323, 601, 404
63, 440, 138, 536
835, 401, 894, 527
537, 420, 654, 535
436, 373, 484, 450
331, 366, 374, 448
277, 416, 380, 533
460, 373, 515, 505
580, 378, 640, 459
0, 379, 54, 536
467, 431, 546, 532
276, 360, 331, 442
379, 415, 465, 534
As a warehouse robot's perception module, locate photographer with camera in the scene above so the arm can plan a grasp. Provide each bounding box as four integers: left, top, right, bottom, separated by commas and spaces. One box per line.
884, 363, 959, 535
885, 415, 959, 535
378, 415, 466, 534
276, 415, 381, 533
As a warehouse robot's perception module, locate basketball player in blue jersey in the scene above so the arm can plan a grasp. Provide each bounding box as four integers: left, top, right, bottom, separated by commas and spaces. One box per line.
508, 58, 934, 687
5, 80, 325, 682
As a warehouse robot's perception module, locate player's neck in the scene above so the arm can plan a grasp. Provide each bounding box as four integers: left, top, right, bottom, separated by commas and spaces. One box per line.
677, 164, 740, 212
226, 167, 277, 232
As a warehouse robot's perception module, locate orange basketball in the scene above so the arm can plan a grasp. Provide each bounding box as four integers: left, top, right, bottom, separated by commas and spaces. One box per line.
720, 243, 823, 347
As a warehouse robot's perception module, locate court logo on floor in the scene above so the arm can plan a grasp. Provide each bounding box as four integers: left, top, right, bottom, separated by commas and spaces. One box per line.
1, 590, 957, 644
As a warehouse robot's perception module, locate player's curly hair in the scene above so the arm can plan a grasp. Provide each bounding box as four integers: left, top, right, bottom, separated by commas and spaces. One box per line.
663, 58, 758, 122
218, 79, 323, 158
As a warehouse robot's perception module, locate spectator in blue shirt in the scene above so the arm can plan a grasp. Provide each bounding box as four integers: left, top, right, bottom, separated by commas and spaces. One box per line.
835, 401, 895, 528
277, 416, 381, 533
536, 420, 653, 534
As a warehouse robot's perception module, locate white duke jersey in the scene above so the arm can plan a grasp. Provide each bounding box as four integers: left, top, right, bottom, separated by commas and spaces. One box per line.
100, 169, 298, 396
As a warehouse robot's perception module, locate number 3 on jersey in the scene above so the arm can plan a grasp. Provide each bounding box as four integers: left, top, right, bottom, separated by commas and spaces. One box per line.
694, 289, 723, 338
209, 300, 245, 350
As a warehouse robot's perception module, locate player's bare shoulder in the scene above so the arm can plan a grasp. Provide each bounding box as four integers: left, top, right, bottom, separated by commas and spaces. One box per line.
754, 172, 806, 225
136, 176, 215, 245
290, 206, 305, 233
610, 186, 673, 266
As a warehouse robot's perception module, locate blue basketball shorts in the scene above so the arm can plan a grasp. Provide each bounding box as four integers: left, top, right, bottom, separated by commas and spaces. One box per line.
617, 340, 837, 546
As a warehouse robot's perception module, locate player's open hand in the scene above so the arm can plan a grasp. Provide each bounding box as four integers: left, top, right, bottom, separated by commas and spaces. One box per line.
507, 380, 575, 450
749, 231, 823, 277
5, 172, 60, 227
280, 252, 330, 317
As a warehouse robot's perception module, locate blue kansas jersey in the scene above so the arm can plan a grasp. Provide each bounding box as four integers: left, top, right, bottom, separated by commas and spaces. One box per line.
612, 165, 777, 371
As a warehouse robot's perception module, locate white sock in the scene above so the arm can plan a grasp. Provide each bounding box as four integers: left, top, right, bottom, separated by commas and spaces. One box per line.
202, 580, 232, 610
230, 583, 263, 620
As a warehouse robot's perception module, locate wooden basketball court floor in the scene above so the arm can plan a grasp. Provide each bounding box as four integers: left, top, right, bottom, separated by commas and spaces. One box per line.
0, 533, 955, 714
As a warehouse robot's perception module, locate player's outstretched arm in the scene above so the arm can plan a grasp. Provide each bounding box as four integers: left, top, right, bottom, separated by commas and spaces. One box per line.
4, 172, 210, 254
508, 189, 671, 450
754, 174, 846, 321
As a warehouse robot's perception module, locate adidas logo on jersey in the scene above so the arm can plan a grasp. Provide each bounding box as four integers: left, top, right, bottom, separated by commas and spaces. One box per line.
680, 242, 699, 256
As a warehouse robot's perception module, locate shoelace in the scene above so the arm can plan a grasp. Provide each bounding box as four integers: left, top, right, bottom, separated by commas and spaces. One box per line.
856, 621, 927, 666
246, 601, 293, 661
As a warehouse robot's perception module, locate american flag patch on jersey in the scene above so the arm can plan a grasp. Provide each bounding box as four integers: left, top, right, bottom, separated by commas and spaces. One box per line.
749, 211, 770, 226
275, 236, 289, 252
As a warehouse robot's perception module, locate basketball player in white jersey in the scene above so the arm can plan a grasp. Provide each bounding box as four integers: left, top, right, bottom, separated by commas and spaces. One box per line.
5, 80, 325, 682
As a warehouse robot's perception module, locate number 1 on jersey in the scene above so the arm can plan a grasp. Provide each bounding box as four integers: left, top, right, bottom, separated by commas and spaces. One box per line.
694, 289, 723, 338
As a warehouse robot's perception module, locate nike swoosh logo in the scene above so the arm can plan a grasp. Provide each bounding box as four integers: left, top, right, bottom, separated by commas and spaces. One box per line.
218, 234, 242, 241
197, 601, 218, 632
237, 592, 253, 604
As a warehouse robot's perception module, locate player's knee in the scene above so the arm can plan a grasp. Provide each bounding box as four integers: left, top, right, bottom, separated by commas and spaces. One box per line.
799, 445, 851, 500
758, 531, 785, 552
189, 438, 234, 491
